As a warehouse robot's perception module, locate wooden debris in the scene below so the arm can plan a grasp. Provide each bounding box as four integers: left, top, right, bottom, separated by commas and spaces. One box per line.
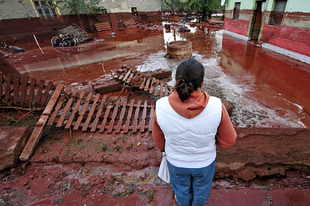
19, 84, 64, 161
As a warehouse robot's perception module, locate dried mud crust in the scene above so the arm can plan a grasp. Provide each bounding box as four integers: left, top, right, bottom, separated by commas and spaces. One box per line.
30, 127, 161, 171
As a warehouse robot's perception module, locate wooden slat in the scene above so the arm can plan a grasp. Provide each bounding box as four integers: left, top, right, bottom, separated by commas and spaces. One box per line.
132, 100, 142, 133
12, 76, 20, 105
126, 72, 135, 84
55, 88, 78, 127
139, 76, 146, 90
144, 78, 151, 92
0, 73, 3, 103
82, 93, 100, 131
4, 73, 11, 102
149, 78, 155, 94
140, 101, 148, 132
73, 92, 93, 130
20, 76, 28, 107
115, 98, 127, 133
19, 84, 64, 161
148, 101, 155, 132
27, 78, 36, 108
154, 80, 159, 96
160, 82, 164, 97
99, 101, 113, 133
124, 99, 135, 133
35, 80, 45, 107
122, 70, 131, 82
65, 90, 86, 129
107, 98, 121, 133
165, 84, 169, 96
48, 86, 71, 126
90, 95, 107, 132
40, 81, 53, 107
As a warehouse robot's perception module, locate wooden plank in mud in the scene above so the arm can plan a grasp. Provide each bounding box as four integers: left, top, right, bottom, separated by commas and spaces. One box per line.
99, 101, 113, 133
12, 76, 19, 106
115, 98, 127, 134
110, 14, 119, 30
132, 100, 142, 133
144, 78, 151, 92
41, 81, 53, 107
73, 92, 93, 130
27, 78, 36, 108
126, 72, 135, 84
94, 22, 112, 32
48, 86, 71, 126
64, 90, 86, 129
122, 70, 131, 82
154, 80, 159, 96
165, 84, 169, 96
82, 93, 100, 131
149, 78, 155, 94
90, 95, 107, 132
124, 99, 135, 133
160, 82, 164, 97
4, 73, 11, 102
20, 76, 28, 107
55, 88, 78, 127
35, 80, 45, 107
148, 101, 155, 132
19, 84, 64, 161
139, 76, 146, 90
140, 101, 148, 132
107, 98, 121, 133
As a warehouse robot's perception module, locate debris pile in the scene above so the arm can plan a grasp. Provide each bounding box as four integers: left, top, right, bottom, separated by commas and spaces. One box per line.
51, 24, 93, 47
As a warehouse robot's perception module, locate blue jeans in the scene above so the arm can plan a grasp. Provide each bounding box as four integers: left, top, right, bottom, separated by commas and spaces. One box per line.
167, 160, 215, 206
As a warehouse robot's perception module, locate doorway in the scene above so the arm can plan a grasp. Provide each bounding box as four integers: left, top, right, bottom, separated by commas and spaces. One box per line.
250, 1, 265, 41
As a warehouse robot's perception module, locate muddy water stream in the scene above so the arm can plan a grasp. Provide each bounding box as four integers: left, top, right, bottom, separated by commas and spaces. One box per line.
9, 25, 310, 128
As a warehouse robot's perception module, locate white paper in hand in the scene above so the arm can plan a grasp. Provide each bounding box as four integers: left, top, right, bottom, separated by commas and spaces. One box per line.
158, 152, 170, 183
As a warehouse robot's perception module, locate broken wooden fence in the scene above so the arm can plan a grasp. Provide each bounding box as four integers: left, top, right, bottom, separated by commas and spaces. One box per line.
47, 87, 155, 134
114, 68, 174, 97
0, 73, 54, 109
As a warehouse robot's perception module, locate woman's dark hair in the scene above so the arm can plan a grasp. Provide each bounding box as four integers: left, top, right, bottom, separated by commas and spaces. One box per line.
175, 58, 204, 102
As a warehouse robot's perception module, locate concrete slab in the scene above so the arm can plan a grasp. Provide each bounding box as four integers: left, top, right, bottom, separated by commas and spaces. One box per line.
0, 126, 31, 171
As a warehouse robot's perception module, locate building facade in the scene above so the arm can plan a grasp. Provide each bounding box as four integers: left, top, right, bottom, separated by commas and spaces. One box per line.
223, 0, 310, 64
0, 0, 161, 20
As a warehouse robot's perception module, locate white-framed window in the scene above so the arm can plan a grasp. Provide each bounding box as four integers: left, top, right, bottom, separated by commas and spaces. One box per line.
31, 0, 59, 20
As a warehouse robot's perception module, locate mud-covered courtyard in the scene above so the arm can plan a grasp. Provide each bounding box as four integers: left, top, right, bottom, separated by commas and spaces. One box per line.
1, 23, 310, 205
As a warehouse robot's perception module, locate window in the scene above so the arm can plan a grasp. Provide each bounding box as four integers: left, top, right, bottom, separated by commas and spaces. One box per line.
32, 0, 59, 20
233, 2, 241, 20
131, 6, 138, 16
269, 0, 287, 26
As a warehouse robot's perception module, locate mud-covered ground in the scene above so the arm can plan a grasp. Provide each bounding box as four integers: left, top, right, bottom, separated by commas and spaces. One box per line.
1, 23, 310, 205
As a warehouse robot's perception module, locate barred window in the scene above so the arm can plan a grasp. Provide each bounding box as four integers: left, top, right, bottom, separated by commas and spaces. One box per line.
32, 0, 59, 20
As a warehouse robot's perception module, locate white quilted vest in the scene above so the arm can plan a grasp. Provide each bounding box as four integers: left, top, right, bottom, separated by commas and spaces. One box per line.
156, 96, 222, 167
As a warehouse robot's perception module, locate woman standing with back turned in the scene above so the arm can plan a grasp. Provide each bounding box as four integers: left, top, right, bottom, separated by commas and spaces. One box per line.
153, 58, 237, 206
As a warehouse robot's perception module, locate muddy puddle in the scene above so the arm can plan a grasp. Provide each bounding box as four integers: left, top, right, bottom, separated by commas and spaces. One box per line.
8, 24, 310, 128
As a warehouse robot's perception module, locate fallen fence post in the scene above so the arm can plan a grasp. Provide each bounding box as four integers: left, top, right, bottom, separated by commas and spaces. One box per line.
19, 84, 64, 161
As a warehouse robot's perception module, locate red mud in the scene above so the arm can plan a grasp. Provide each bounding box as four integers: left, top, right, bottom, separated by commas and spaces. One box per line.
1, 23, 310, 205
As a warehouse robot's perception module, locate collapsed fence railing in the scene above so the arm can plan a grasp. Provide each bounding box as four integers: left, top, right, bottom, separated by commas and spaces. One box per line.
0, 72, 54, 109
